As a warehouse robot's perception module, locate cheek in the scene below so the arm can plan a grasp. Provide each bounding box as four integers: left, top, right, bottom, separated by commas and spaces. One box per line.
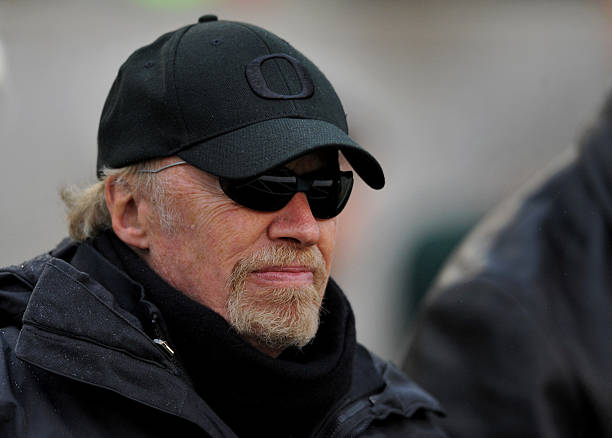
180, 203, 273, 268
318, 219, 337, 268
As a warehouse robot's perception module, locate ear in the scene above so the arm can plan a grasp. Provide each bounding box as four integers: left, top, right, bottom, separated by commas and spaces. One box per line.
104, 177, 150, 250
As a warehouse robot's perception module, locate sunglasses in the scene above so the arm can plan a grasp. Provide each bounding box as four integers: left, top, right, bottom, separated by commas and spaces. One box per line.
219, 167, 354, 219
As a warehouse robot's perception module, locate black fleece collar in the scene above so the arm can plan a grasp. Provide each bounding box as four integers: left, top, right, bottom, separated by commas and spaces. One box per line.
93, 231, 356, 438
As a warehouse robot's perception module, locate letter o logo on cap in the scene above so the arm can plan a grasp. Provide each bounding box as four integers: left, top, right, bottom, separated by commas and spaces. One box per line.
246, 53, 314, 100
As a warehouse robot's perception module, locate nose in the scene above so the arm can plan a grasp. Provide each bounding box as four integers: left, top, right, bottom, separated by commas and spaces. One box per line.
267, 192, 320, 246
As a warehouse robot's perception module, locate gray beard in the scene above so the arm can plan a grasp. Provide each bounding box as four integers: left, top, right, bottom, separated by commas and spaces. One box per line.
225, 245, 328, 352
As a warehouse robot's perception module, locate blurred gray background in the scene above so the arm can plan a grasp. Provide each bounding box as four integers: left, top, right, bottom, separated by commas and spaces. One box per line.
1, 0, 611, 361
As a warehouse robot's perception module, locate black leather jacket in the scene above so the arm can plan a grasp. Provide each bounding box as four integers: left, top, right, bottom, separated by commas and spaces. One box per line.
0, 239, 445, 437
403, 109, 612, 437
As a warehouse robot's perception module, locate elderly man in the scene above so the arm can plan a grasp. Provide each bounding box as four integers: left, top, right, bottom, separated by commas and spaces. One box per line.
0, 16, 444, 437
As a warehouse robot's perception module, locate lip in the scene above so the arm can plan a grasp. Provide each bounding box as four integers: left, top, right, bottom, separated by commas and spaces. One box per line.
249, 266, 314, 286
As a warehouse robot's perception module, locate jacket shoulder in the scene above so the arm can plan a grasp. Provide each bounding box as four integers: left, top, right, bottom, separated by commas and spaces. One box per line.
351, 345, 447, 437
0, 239, 77, 327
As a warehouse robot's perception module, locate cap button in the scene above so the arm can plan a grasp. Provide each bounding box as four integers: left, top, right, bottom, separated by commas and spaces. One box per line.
198, 14, 218, 23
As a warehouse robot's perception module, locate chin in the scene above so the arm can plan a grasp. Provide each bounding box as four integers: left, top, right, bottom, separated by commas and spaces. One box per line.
227, 286, 323, 351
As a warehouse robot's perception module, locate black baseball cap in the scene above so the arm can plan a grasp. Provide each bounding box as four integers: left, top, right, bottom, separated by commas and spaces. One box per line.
97, 15, 385, 189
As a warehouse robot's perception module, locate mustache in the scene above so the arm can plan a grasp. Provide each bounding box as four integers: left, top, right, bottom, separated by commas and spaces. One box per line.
228, 245, 327, 288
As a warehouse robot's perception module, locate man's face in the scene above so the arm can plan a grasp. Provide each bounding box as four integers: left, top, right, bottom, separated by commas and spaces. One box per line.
141, 152, 338, 356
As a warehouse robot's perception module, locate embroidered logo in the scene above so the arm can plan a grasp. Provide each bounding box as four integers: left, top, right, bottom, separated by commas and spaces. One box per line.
245, 53, 314, 100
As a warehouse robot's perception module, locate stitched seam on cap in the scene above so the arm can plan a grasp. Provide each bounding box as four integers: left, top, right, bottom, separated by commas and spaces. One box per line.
169, 24, 197, 145
233, 22, 299, 113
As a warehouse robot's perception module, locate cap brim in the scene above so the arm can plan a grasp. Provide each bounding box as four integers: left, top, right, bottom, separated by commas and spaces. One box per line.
177, 118, 385, 189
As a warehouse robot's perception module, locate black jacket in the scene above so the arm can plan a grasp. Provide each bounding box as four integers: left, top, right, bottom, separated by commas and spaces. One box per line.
0, 239, 445, 437
403, 108, 612, 437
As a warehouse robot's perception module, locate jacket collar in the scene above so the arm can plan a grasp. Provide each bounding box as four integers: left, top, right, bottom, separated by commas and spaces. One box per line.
13, 240, 442, 437
14, 242, 236, 438
312, 346, 444, 437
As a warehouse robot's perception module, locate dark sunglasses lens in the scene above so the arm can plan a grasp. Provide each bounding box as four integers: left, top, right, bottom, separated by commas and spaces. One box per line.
308, 171, 353, 219
220, 174, 296, 212
220, 170, 353, 219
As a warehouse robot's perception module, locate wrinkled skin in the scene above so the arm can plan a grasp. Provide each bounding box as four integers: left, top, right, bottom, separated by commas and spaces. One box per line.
105, 152, 338, 356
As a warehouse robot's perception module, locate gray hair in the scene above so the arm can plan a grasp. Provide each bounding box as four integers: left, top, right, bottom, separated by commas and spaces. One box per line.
60, 160, 177, 241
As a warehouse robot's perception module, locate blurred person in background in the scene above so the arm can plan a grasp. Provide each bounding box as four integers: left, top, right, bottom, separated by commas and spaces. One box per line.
0, 16, 446, 437
404, 100, 612, 438
403, 9, 612, 434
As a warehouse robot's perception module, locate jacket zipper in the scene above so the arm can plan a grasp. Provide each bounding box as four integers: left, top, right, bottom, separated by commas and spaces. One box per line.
311, 397, 374, 438
150, 312, 175, 358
